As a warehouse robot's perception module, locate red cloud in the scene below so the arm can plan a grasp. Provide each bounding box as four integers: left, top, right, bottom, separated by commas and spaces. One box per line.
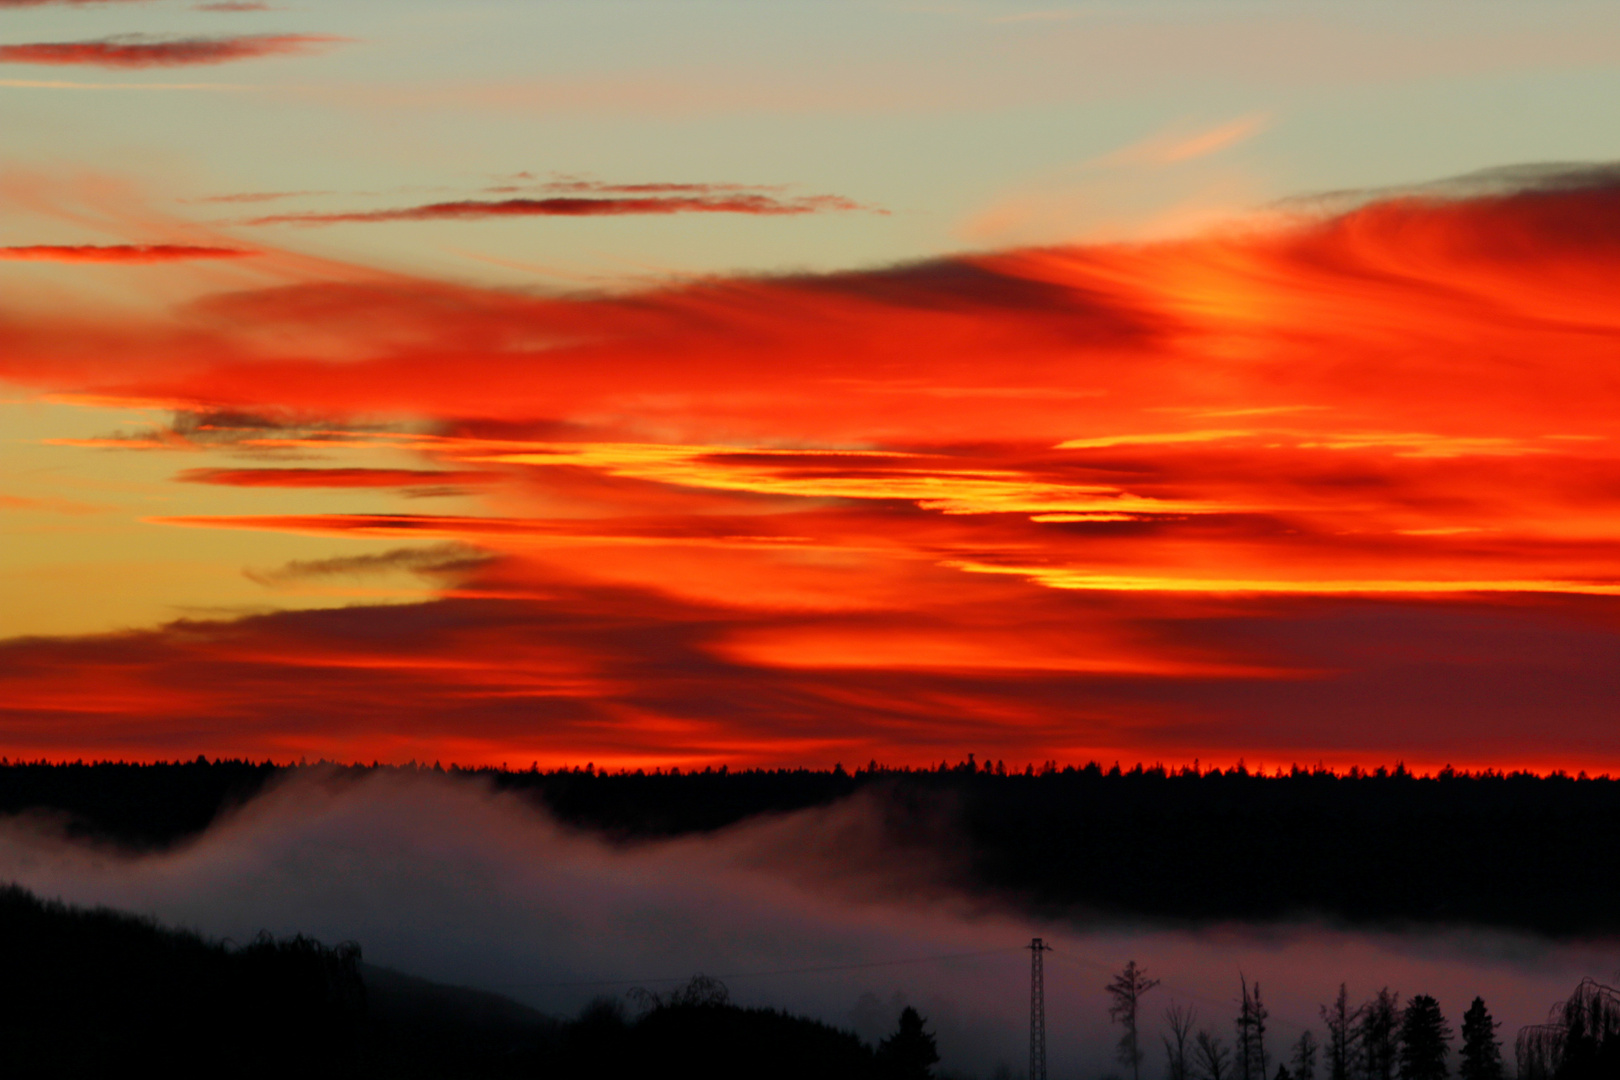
12, 171, 1620, 769
0, 244, 251, 263
244, 194, 871, 226
2, 574, 1619, 772
0, 34, 347, 68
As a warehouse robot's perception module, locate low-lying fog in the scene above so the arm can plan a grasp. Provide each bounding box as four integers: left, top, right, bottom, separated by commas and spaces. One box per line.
1, 770, 1614, 1078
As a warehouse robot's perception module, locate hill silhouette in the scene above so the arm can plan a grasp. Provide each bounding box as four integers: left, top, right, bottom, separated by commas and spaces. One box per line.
0, 882, 897, 1079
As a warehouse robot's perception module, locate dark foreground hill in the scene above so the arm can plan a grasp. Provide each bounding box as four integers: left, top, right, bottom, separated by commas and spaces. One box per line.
0, 883, 891, 1079
4, 758, 1620, 934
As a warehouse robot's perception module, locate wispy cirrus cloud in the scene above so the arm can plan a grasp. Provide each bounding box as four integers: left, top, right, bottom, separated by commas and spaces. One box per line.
489, 175, 790, 197
0, 34, 347, 68
242, 193, 875, 226
0, 243, 251, 262
187, 190, 333, 205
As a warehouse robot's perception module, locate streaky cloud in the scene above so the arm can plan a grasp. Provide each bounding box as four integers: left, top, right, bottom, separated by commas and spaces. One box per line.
1277, 159, 1620, 215
176, 467, 503, 489
188, 190, 332, 204
0, 0, 151, 6
0, 243, 251, 263
245, 543, 494, 586
243, 193, 875, 226
0, 34, 347, 68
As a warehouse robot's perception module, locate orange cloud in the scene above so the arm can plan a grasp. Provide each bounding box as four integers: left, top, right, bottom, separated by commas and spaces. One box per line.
10, 169, 1620, 769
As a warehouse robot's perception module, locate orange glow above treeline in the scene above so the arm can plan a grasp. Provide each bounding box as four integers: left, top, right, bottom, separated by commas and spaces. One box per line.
10, 179, 1620, 770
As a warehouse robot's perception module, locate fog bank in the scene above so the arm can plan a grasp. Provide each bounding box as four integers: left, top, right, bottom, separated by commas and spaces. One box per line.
0, 771, 1614, 1078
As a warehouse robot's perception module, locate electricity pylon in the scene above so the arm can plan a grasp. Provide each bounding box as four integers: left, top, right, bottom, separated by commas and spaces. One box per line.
1029, 937, 1052, 1080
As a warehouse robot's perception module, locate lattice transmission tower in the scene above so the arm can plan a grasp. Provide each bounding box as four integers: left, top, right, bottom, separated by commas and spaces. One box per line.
1029, 937, 1052, 1080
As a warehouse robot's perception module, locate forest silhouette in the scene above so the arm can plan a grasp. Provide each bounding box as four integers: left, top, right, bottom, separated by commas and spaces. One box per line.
0, 883, 942, 1078
1116, 960, 1619, 1080
3, 758, 1619, 934
1, 880, 1615, 1079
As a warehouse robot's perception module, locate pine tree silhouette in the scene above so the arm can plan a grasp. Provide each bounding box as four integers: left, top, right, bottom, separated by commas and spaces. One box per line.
877, 1006, 939, 1080
1291, 1030, 1320, 1080
1457, 998, 1502, 1080
1397, 995, 1451, 1080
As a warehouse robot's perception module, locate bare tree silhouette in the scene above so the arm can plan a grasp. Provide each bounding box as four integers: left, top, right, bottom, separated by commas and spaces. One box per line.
1108, 961, 1163, 1080
1164, 1003, 1198, 1080
1321, 985, 1363, 1080
1516, 978, 1620, 1080
1197, 1030, 1234, 1080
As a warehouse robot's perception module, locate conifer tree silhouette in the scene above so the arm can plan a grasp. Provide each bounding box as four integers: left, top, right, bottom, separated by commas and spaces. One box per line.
1397, 995, 1451, 1080
877, 1006, 939, 1080
1291, 1030, 1320, 1080
1235, 977, 1271, 1080
1457, 998, 1502, 1080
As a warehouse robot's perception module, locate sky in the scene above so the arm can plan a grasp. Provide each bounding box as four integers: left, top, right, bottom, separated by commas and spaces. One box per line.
8, 0, 1620, 770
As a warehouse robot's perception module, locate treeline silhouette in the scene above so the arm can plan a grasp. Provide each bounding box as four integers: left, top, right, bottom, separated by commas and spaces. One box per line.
1117, 961, 1619, 1080
0, 884, 941, 1079
4, 758, 1620, 934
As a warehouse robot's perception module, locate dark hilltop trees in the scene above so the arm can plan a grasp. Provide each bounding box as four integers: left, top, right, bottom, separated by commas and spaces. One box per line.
0, 884, 944, 1080
0, 884, 365, 1078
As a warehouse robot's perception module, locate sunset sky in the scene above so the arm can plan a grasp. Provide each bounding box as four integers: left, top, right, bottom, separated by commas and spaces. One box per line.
8, 0, 1620, 771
